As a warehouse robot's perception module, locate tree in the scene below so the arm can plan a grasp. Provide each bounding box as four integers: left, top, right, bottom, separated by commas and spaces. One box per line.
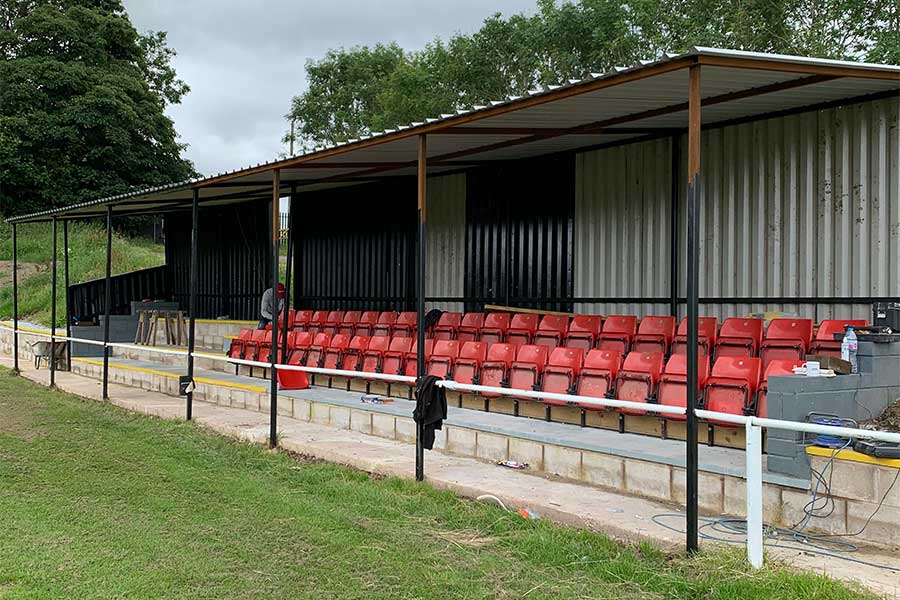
0, 0, 195, 217
286, 0, 898, 149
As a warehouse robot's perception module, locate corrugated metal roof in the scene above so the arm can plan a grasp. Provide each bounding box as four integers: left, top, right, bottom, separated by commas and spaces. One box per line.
8, 46, 899, 223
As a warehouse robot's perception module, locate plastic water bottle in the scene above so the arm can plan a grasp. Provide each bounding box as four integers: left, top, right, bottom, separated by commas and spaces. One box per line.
841, 327, 858, 373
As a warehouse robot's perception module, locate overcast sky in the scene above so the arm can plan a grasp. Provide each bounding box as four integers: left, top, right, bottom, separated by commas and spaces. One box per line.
122, 0, 538, 176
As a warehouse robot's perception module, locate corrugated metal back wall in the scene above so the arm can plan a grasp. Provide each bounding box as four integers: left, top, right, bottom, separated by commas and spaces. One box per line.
293, 180, 416, 311
575, 97, 900, 320
465, 157, 575, 312
425, 173, 466, 312
166, 201, 271, 320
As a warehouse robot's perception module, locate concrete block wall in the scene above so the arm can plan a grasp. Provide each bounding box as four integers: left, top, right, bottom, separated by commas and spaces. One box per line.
190, 320, 254, 351
767, 341, 900, 479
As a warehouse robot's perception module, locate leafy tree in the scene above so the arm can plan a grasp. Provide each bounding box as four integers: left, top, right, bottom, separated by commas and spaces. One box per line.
0, 0, 195, 217
286, 0, 899, 149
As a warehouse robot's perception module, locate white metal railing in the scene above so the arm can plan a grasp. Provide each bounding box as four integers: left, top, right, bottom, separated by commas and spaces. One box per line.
2, 322, 899, 569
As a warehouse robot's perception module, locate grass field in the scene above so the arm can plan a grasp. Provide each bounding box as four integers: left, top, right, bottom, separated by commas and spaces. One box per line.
0, 369, 877, 600
0, 221, 164, 327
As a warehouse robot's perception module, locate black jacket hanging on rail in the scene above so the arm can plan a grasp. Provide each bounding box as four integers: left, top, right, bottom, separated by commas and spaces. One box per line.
414, 375, 447, 450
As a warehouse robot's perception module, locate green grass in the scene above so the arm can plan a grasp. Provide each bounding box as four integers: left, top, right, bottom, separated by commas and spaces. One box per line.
0, 221, 164, 327
0, 369, 877, 599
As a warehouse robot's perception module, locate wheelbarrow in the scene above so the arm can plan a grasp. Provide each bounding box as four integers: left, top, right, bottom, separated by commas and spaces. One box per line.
31, 340, 68, 370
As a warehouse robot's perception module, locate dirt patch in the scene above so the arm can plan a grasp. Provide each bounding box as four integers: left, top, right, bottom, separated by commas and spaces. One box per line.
0, 260, 43, 288
860, 397, 900, 433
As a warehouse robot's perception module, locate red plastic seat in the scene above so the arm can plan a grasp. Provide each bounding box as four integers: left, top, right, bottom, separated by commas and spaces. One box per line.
564, 315, 603, 351
307, 310, 329, 335
372, 312, 398, 338
534, 315, 570, 348
361, 336, 391, 373
256, 331, 277, 364
479, 343, 517, 395
242, 329, 269, 361
575, 349, 621, 407
671, 317, 718, 356
759, 318, 813, 371
451, 341, 488, 385
277, 350, 310, 390
480, 313, 511, 344
321, 310, 345, 335
704, 356, 762, 423
292, 310, 314, 331
757, 359, 802, 419
508, 344, 549, 394
337, 311, 362, 336
404, 340, 434, 377
713, 318, 763, 359
614, 352, 664, 414
381, 337, 413, 375
228, 329, 254, 360
507, 314, 540, 346
457, 313, 486, 342
597, 315, 638, 354
354, 311, 381, 337
340, 335, 370, 371
657, 354, 710, 421
304, 333, 332, 367
541, 347, 584, 404
808, 319, 867, 358
276, 310, 295, 330
433, 312, 463, 340
288, 331, 314, 364
426, 340, 460, 378
322, 334, 351, 370
632, 316, 676, 355
393, 312, 418, 338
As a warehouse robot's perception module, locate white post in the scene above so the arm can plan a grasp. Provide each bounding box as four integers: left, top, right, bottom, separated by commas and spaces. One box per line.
745, 421, 764, 568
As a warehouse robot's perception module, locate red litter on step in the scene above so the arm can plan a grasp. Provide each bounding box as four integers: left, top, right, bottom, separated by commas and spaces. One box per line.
518, 507, 539, 520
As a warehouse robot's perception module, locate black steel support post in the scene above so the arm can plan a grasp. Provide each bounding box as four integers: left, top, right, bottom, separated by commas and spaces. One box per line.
669, 134, 680, 318
186, 188, 200, 420
685, 62, 702, 554
269, 169, 281, 448
64, 220, 71, 371
50, 217, 58, 386
280, 183, 295, 361
12, 224, 19, 373
102, 206, 113, 400
415, 134, 427, 482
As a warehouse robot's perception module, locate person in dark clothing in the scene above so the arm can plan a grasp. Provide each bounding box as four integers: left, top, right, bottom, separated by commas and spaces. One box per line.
414, 375, 447, 450
258, 283, 284, 329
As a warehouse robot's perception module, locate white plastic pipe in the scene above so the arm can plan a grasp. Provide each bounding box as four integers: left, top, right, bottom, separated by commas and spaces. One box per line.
745, 421, 764, 568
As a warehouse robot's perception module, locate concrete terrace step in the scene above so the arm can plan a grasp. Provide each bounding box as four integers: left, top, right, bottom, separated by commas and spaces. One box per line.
69, 354, 821, 526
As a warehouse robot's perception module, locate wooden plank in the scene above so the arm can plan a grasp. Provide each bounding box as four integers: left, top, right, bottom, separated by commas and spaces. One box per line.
484, 304, 574, 317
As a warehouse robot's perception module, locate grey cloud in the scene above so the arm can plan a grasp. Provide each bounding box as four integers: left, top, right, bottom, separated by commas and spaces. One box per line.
123, 0, 537, 175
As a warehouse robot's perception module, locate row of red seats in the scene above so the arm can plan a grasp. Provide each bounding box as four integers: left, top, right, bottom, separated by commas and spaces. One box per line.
227, 330, 800, 422
272, 310, 865, 373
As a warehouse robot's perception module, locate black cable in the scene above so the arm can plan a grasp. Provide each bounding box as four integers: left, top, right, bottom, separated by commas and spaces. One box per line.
826, 467, 900, 539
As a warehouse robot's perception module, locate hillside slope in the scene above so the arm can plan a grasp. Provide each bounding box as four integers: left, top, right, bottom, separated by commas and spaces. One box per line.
0, 221, 164, 327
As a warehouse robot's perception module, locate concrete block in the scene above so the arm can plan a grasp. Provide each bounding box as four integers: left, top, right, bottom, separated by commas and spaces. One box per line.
310, 402, 331, 425
445, 426, 477, 457
293, 399, 311, 421
330, 406, 351, 430
767, 454, 810, 479
624, 460, 672, 502
475, 432, 509, 462
581, 452, 624, 490
876, 466, 900, 509
846, 500, 900, 547
508, 438, 544, 471
781, 488, 847, 535
810, 456, 877, 503
431, 427, 447, 452
672, 469, 724, 514
259, 394, 271, 415
350, 409, 372, 434
765, 437, 800, 458
371, 414, 395, 439
543, 445, 582, 480
723, 478, 783, 523
245, 392, 260, 412
276, 397, 293, 417
395, 417, 416, 443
